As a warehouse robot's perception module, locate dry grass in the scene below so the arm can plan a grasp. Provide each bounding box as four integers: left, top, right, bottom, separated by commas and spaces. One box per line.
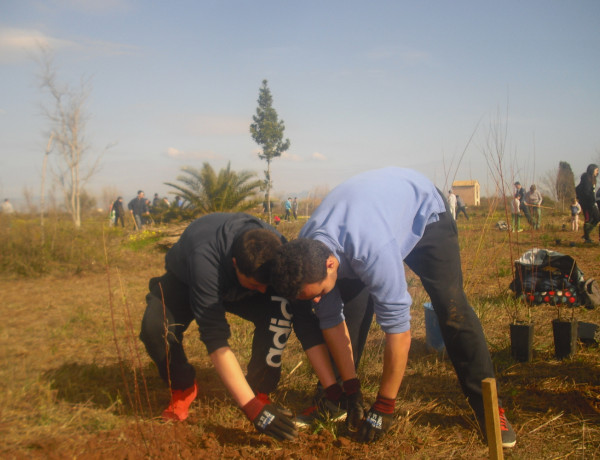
0, 210, 599, 459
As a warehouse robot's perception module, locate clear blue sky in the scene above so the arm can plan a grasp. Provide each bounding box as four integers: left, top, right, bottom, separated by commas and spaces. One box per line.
1, 0, 599, 208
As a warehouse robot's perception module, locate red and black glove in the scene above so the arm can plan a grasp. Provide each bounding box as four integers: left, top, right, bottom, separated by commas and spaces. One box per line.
242, 397, 298, 441
323, 382, 343, 402
256, 392, 293, 418
358, 394, 395, 442
255, 392, 272, 405
343, 378, 365, 431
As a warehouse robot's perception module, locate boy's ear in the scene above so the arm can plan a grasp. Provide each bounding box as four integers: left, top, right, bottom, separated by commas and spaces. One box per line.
325, 255, 338, 272
325, 255, 335, 269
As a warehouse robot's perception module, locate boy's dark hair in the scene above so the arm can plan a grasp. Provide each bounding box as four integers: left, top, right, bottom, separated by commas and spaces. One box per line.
231, 229, 283, 284
271, 238, 332, 298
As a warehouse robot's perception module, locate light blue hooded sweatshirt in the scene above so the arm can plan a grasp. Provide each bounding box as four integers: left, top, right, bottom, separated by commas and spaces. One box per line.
299, 167, 446, 334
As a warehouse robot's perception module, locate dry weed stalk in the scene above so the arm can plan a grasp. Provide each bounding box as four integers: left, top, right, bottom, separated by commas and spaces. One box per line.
480, 106, 538, 323
103, 227, 155, 453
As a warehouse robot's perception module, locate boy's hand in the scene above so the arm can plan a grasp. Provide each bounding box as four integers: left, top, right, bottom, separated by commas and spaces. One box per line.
252, 404, 298, 440
346, 391, 365, 432
342, 378, 365, 432
256, 392, 293, 418
358, 408, 393, 442
243, 397, 298, 441
357, 394, 395, 442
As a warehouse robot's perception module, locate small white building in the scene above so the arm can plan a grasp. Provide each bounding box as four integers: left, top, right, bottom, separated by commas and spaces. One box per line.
452, 180, 480, 206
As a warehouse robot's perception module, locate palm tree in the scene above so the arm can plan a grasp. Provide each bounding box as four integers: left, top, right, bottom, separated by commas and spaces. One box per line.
165, 162, 262, 215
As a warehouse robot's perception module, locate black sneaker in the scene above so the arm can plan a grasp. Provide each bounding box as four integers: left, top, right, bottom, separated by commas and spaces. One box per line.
295, 398, 347, 428
499, 407, 516, 448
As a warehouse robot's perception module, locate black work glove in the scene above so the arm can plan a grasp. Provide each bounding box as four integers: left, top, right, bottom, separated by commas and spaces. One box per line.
346, 391, 365, 431
357, 394, 395, 442
243, 398, 298, 441
256, 392, 293, 418
358, 408, 394, 442
315, 383, 346, 418
343, 378, 365, 432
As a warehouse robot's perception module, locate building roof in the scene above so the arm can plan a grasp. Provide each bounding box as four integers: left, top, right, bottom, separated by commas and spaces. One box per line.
452, 180, 479, 187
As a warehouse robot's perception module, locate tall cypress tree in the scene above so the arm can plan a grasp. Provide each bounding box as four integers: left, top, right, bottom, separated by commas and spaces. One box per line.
250, 80, 290, 223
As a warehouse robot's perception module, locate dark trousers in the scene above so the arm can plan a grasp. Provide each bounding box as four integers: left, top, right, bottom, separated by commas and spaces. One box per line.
114, 214, 124, 228
404, 202, 495, 421
520, 202, 533, 225
139, 272, 295, 394
583, 205, 600, 241
456, 206, 469, 220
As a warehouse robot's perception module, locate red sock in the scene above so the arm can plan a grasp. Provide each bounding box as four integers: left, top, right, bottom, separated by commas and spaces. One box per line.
373, 394, 395, 414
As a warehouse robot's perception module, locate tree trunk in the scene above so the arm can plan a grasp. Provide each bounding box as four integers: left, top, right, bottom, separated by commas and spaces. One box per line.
40, 133, 54, 243
70, 156, 81, 228
40, 154, 49, 239
76, 160, 81, 228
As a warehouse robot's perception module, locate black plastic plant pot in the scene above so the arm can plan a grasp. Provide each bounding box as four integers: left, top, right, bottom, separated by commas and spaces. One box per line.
552, 319, 578, 359
578, 321, 600, 346
510, 321, 534, 362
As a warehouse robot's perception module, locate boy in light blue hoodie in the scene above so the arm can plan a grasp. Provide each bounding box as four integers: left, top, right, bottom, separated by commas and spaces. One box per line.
272, 167, 516, 448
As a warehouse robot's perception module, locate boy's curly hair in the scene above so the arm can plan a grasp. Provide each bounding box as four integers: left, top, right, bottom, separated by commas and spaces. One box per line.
271, 238, 332, 298
231, 229, 282, 285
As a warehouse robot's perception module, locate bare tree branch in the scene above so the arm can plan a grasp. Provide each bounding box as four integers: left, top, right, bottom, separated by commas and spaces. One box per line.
36, 46, 102, 228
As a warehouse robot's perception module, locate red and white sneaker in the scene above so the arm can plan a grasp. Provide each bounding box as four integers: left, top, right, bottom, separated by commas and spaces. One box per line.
499, 407, 516, 448
162, 381, 198, 421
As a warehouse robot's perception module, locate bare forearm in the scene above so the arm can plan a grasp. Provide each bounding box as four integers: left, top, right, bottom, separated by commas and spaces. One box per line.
379, 331, 411, 399
304, 344, 337, 388
323, 322, 356, 382
210, 346, 254, 407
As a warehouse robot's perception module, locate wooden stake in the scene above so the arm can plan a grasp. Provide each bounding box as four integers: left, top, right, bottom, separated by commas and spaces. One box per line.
130, 211, 139, 231
482, 378, 503, 460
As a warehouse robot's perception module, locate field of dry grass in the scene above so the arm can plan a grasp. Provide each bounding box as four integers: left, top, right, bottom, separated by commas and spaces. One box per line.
0, 209, 599, 459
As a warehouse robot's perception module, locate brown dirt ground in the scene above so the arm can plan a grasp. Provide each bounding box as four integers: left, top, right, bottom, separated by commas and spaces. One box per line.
1, 215, 600, 459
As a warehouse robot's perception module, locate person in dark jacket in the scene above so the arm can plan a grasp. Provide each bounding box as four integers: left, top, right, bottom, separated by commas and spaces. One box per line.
111, 196, 125, 228
596, 187, 600, 240
139, 213, 330, 441
128, 190, 149, 230
514, 182, 533, 226
576, 164, 599, 243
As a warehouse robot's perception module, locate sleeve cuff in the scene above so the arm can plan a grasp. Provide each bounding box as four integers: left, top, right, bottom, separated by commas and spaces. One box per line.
313, 287, 345, 330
